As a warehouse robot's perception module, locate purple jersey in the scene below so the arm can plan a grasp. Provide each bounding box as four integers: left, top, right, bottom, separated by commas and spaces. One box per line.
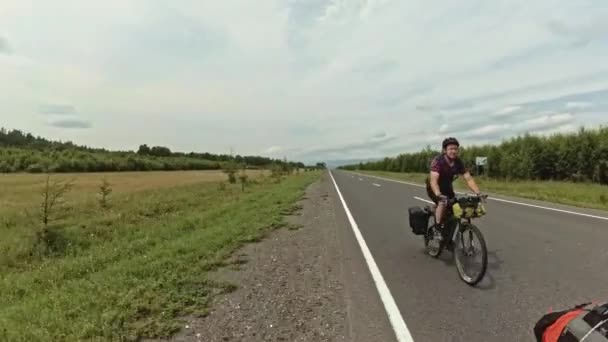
426, 155, 467, 195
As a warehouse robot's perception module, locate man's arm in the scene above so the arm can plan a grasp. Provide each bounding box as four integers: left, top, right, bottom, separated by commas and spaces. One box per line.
462, 171, 481, 194
430, 171, 441, 196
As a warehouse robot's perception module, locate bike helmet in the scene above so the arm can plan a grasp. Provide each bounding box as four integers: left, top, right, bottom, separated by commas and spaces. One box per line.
442, 137, 460, 150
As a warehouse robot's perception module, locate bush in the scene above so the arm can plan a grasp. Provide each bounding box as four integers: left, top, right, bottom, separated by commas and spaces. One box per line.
27, 163, 45, 173
98, 178, 112, 209
0, 128, 306, 173
238, 171, 248, 192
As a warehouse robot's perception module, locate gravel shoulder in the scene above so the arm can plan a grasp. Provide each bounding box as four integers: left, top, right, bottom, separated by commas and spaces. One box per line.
160, 172, 396, 342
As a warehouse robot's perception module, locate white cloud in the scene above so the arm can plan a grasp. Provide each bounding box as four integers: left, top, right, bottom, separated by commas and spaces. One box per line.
459, 112, 577, 141
493, 105, 522, 117
0, 0, 607, 162
0, 36, 10, 54
264, 145, 284, 154
529, 123, 578, 136
372, 131, 387, 139
467, 124, 512, 138
519, 113, 574, 131
566, 101, 593, 109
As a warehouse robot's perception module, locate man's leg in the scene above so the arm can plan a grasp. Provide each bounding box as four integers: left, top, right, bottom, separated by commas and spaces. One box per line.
435, 199, 446, 226
426, 185, 445, 228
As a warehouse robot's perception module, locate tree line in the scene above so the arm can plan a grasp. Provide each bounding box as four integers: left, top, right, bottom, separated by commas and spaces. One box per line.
339, 126, 608, 185
0, 128, 309, 173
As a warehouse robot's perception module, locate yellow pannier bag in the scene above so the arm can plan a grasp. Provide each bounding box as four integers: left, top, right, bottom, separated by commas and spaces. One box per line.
452, 201, 486, 219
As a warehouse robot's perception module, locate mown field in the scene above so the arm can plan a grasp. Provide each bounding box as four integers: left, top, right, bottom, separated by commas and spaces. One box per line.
0, 170, 267, 211
355, 170, 608, 211
0, 169, 320, 341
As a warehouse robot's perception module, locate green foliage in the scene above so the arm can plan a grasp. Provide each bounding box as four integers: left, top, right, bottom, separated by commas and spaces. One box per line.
238, 170, 248, 192
340, 125, 608, 185
137, 144, 172, 157
222, 161, 238, 184
40, 174, 74, 228
270, 162, 285, 183
36, 175, 74, 257
98, 178, 112, 209
0, 127, 304, 173
0, 171, 320, 341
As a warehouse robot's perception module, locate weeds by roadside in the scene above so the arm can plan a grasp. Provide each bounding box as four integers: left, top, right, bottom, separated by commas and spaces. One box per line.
0, 170, 321, 341
98, 177, 112, 209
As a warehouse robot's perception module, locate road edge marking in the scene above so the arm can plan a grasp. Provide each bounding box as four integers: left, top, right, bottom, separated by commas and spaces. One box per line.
487, 197, 608, 221
329, 170, 415, 342
350, 172, 608, 222
414, 196, 434, 205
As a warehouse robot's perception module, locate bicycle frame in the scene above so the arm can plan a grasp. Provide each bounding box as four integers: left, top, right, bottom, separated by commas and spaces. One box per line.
440, 194, 487, 248
423, 193, 489, 286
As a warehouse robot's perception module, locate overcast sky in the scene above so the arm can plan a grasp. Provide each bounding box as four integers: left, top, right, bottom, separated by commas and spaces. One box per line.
1, 1, 607, 163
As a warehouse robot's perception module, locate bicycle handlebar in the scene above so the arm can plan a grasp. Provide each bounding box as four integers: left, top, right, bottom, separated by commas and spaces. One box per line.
466, 192, 488, 199
464, 193, 489, 199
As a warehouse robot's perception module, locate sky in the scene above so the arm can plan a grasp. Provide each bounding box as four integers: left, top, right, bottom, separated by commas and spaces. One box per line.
1, 1, 607, 163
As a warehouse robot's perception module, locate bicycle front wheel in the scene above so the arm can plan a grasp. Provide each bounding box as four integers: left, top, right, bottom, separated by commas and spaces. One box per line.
454, 223, 488, 286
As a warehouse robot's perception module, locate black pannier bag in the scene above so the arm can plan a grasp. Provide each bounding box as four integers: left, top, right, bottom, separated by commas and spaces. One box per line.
408, 206, 430, 235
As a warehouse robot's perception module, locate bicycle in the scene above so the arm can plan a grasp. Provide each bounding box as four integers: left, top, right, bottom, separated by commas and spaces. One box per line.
409, 193, 489, 286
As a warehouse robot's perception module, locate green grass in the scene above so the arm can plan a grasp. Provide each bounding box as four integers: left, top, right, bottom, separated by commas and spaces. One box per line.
0, 171, 321, 341
355, 170, 608, 211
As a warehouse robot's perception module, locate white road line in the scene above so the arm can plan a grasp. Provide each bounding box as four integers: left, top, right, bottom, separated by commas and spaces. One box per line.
359, 178, 363, 181
488, 197, 608, 221
354, 173, 425, 188
414, 196, 434, 205
351, 172, 608, 222
329, 171, 415, 342
373, 183, 381, 187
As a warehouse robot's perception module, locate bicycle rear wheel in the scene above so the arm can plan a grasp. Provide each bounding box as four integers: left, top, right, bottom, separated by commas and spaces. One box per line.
424, 212, 442, 258
454, 223, 488, 286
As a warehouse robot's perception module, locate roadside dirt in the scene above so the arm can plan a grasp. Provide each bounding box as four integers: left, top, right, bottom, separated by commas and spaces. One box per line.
167, 173, 349, 342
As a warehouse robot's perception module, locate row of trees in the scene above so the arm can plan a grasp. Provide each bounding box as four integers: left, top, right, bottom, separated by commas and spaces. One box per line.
0, 148, 222, 173
340, 126, 608, 185
0, 127, 110, 153
0, 128, 307, 173
136, 143, 297, 167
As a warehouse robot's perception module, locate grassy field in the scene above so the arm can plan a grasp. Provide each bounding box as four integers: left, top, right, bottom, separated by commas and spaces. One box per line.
355, 170, 608, 211
0, 170, 267, 211
0, 169, 320, 341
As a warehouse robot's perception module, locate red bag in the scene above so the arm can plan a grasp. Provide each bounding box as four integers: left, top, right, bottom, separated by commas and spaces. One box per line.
534, 302, 608, 342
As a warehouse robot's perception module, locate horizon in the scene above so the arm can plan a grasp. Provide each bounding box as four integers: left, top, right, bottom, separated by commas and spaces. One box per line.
1, 1, 607, 163
4, 124, 605, 168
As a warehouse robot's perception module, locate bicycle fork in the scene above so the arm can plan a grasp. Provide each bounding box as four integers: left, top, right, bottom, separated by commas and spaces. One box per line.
454, 220, 477, 256
447, 220, 468, 252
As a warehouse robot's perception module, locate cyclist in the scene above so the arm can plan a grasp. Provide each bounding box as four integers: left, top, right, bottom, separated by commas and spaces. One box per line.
425, 137, 482, 238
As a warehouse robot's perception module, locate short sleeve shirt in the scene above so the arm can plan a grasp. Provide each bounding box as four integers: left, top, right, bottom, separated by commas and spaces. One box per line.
429, 155, 467, 194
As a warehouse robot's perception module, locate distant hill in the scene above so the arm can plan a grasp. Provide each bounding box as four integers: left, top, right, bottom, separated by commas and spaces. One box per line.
0, 127, 307, 173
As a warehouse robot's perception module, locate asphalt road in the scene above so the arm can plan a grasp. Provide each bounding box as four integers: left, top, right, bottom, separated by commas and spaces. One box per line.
328, 170, 608, 342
